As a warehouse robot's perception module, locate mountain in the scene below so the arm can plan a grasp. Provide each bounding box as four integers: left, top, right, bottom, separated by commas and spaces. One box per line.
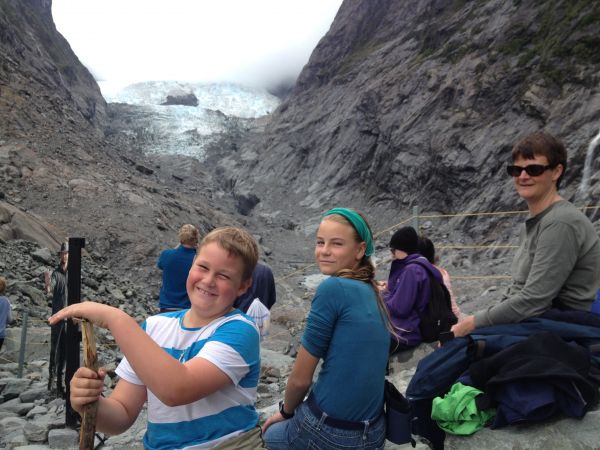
218, 0, 600, 233
0, 0, 243, 298
1, 1, 600, 448
2, 0, 598, 313
0, 0, 106, 139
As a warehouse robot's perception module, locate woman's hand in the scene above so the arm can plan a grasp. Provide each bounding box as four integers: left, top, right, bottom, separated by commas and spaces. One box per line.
70, 367, 107, 415
48, 301, 121, 330
376, 280, 387, 292
262, 411, 285, 433
450, 315, 476, 338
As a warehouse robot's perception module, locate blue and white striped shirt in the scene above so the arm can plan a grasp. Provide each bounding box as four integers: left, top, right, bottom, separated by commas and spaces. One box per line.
116, 309, 260, 449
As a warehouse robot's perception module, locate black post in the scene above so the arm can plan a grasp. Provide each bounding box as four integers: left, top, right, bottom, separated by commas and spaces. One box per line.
65, 237, 85, 427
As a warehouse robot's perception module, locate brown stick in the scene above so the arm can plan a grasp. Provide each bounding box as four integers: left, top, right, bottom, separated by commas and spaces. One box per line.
79, 319, 99, 450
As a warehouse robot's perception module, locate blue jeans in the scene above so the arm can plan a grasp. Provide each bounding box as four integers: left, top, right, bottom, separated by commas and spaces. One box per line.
264, 401, 386, 450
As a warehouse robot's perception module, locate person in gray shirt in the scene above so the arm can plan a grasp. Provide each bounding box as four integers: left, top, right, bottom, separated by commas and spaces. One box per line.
452, 131, 600, 337
45, 242, 69, 397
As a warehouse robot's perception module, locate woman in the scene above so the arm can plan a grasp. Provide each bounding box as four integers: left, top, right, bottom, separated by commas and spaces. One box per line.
262, 208, 391, 450
451, 130, 600, 337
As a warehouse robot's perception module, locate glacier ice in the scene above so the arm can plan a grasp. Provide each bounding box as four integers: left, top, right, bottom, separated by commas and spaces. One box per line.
100, 80, 281, 159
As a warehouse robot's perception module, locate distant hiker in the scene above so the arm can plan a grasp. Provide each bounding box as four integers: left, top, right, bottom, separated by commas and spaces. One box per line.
49, 227, 266, 449
234, 262, 276, 340
0, 276, 14, 351
263, 208, 391, 450
418, 235, 462, 320
452, 131, 600, 337
383, 226, 449, 353
157, 224, 199, 313
44, 242, 68, 397
234, 262, 276, 313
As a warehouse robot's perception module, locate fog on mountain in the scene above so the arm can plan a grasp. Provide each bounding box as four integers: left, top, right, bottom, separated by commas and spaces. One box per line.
1, 0, 599, 449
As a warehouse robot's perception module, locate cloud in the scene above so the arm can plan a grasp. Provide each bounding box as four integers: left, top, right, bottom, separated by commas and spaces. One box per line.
52, 0, 342, 89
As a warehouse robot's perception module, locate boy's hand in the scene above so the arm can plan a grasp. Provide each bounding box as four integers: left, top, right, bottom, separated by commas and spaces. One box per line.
48, 301, 120, 330
70, 367, 107, 415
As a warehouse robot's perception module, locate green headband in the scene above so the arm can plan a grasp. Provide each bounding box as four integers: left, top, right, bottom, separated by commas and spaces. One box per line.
322, 207, 374, 257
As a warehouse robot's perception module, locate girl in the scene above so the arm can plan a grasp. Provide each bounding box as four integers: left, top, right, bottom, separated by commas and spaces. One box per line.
263, 208, 391, 450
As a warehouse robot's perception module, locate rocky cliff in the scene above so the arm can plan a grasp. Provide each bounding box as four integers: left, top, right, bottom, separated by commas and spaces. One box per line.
0, 0, 242, 297
222, 0, 600, 234
0, 0, 106, 138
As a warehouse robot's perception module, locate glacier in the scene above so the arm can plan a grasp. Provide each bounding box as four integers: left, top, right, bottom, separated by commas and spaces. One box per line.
100, 81, 281, 159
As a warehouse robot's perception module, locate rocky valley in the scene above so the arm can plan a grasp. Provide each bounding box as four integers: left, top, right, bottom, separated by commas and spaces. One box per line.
1, 0, 600, 448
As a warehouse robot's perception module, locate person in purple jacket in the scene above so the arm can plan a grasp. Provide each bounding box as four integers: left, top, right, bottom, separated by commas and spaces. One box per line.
383, 226, 444, 353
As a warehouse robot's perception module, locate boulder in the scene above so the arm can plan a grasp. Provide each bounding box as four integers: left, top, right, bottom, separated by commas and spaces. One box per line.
0, 202, 64, 251
162, 90, 199, 107
47, 428, 78, 449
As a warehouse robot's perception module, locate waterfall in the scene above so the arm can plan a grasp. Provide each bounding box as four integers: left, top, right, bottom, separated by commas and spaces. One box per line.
578, 129, 600, 198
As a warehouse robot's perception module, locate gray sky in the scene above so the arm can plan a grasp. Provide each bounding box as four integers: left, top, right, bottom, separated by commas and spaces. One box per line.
52, 0, 343, 92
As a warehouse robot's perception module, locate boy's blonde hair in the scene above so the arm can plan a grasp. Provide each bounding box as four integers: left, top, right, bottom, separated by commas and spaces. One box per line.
0, 276, 6, 294
179, 224, 199, 246
200, 227, 258, 281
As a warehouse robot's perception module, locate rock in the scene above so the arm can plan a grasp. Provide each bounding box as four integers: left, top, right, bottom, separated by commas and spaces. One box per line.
31, 248, 53, 266
0, 202, 63, 251
445, 410, 600, 449
4, 431, 29, 449
12, 283, 46, 306
3, 326, 51, 364
0, 398, 36, 416
20, 386, 48, 404
0, 415, 27, 435
23, 420, 48, 442
235, 191, 260, 216
260, 349, 294, 378
1, 378, 33, 401
25, 405, 48, 419
108, 287, 126, 301
13, 445, 52, 450
47, 428, 78, 449
162, 90, 199, 107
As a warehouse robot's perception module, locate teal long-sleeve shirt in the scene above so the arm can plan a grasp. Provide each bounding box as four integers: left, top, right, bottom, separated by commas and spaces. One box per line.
301, 277, 390, 421
475, 200, 600, 328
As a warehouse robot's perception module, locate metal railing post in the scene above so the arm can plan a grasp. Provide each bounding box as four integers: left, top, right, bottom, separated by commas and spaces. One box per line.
66, 237, 85, 427
412, 205, 420, 232
17, 309, 28, 378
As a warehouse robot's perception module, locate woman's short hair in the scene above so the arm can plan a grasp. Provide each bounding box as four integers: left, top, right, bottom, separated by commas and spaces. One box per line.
179, 224, 199, 247
511, 131, 567, 188
200, 227, 258, 281
0, 276, 6, 294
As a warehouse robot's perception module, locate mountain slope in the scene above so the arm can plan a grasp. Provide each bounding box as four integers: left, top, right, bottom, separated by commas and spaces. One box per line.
0, 0, 106, 138
223, 0, 600, 230
0, 0, 242, 296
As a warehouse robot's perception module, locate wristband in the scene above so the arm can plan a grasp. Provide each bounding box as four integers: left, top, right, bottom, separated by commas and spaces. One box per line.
278, 400, 294, 419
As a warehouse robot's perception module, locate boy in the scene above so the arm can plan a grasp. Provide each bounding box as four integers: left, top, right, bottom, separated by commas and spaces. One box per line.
49, 227, 264, 449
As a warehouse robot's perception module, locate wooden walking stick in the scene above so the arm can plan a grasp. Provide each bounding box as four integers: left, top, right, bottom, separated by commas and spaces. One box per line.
79, 319, 99, 450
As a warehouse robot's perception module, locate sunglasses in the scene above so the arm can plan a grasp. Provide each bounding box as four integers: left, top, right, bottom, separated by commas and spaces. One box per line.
506, 164, 554, 177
